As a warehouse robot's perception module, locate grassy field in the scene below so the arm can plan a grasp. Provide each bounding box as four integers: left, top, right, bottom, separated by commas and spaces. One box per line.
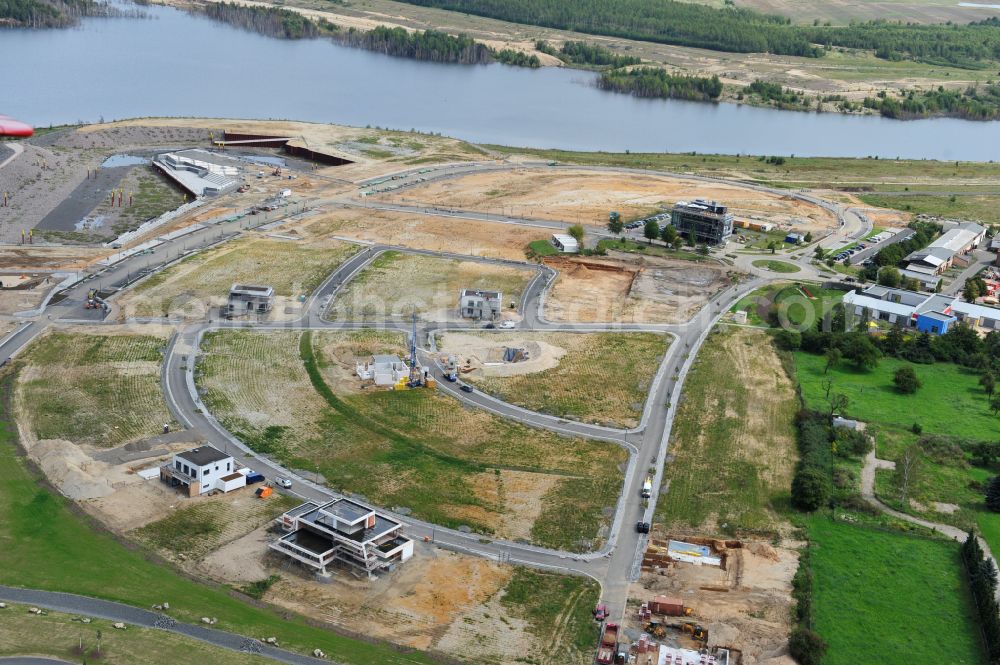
859, 192, 1000, 227
500, 569, 601, 663
807, 515, 982, 665
751, 259, 800, 273
330, 250, 535, 320
197, 330, 627, 550
0, 604, 260, 665
0, 373, 442, 664
16, 331, 173, 447
134, 494, 299, 559
796, 352, 1000, 440
730, 283, 844, 328
595, 238, 714, 263
443, 331, 670, 428
528, 239, 559, 257
492, 146, 1000, 190
125, 236, 358, 317
655, 327, 798, 535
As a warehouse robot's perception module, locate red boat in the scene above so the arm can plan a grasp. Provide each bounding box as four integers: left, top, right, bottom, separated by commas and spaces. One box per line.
0, 116, 33, 138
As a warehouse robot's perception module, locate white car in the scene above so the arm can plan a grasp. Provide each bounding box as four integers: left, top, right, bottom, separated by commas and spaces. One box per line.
498, 320, 516, 329
275, 476, 293, 489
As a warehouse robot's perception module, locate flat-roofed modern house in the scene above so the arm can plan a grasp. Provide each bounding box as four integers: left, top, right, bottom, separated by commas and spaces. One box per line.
270, 498, 413, 578
843, 285, 1000, 335
227, 283, 274, 317
905, 222, 985, 277
670, 199, 734, 245
458, 288, 502, 320
160, 445, 244, 497
356, 354, 409, 386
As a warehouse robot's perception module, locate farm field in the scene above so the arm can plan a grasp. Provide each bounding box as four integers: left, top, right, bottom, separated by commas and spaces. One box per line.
796, 352, 1000, 440
807, 515, 982, 665
439, 331, 670, 428
0, 374, 443, 664
0, 604, 259, 665
121, 235, 358, 318
329, 250, 536, 321
15, 330, 173, 448
393, 168, 837, 232
655, 327, 798, 535
197, 330, 627, 550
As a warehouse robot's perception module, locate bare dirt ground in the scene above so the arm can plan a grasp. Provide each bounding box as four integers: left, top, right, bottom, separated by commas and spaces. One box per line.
631, 536, 799, 665
0, 246, 103, 270
545, 253, 734, 324
254, 545, 516, 653
0, 274, 60, 314
298, 207, 544, 261
388, 169, 838, 232
437, 332, 566, 379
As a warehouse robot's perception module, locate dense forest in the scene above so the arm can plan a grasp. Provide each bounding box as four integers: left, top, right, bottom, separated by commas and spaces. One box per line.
0, 0, 106, 28
597, 68, 723, 101
863, 84, 1000, 120
341, 25, 493, 64
537, 40, 641, 68
397, 0, 1000, 68
199, 4, 522, 66
203, 2, 334, 39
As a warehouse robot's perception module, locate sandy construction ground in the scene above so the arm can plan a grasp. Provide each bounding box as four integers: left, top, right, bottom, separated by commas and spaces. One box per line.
390, 168, 838, 232
299, 207, 546, 261
545, 252, 734, 324
631, 537, 799, 665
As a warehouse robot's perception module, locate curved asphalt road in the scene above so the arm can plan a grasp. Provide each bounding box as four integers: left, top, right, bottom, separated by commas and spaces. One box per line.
0, 158, 847, 652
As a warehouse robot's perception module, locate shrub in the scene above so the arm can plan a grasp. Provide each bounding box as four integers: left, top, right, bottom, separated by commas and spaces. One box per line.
788, 627, 828, 665
792, 467, 831, 512
893, 365, 921, 394
987, 476, 1000, 513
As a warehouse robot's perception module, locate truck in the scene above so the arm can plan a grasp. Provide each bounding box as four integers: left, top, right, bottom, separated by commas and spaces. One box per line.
641, 475, 653, 499
444, 355, 458, 382
596, 622, 618, 665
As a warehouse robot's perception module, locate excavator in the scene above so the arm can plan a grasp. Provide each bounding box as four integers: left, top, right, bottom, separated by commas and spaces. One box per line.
645, 620, 707, 642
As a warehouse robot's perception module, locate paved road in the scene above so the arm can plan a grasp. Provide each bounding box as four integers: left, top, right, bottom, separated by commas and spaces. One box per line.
0, 658, 76, 665
0, 157, 837, 651
0, 587, 327, 665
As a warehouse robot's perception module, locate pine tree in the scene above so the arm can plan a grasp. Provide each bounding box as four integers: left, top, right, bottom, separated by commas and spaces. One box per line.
987, 476, 1000, 512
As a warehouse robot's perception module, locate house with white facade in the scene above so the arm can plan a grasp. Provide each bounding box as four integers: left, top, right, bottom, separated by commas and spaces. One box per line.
159, 445, 245, 497
458, 288, 503, 320
904, 222, 985, 277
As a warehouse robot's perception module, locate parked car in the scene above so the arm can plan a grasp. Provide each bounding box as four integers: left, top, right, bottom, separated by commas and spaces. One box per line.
275, 476, 293, 489
498, 320, 516, 329
460, 384, 474, 393
482, 322, 495, 329
636, 521, 650, 534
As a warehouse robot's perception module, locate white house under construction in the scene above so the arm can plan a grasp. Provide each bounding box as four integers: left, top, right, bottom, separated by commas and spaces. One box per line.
270, 499, 413, 577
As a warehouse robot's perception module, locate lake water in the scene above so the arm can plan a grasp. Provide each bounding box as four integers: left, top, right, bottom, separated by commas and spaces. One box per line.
4, 3, 1000, 160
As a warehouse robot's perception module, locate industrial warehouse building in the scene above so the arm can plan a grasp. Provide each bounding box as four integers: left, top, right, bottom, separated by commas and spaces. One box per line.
844, 285, 1000, 335
670, 200, 733, 245
227, 284, 274, 317
270, 498, 413, 578
904, 222, 985, 277
458, 288, 503, 320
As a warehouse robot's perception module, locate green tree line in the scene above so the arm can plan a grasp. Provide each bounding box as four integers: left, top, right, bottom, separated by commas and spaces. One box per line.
1, 0, 102, 28
597, 68, 722, 101
537, 40, 641, 68
396, 0, 1000, 67
863, 84, 1000, 120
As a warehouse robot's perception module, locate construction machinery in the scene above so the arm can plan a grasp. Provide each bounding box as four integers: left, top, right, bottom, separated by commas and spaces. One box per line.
596, 622, 619, 665
84, 289, 99, 309
609, 211, 621, 223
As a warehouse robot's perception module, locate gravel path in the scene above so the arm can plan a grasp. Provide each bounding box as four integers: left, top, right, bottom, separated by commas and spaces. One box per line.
861, 449, 1000, 601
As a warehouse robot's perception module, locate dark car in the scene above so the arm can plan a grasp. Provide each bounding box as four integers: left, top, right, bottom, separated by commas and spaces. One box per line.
460, 384, 474, 393
636, 521, 650, 534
